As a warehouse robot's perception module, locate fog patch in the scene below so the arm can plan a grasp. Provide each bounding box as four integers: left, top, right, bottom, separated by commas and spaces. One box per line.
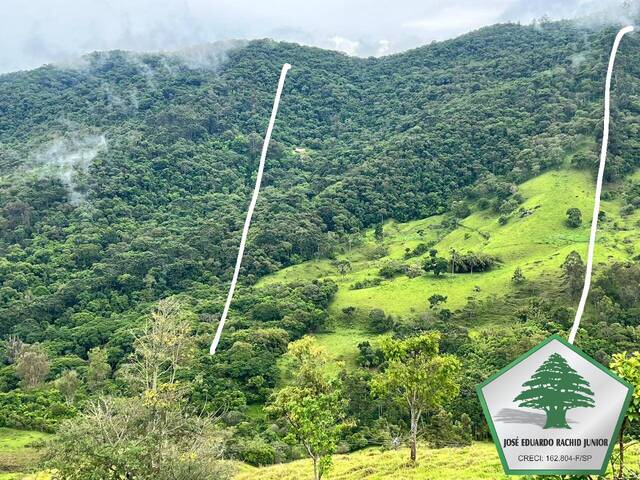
570, 51, 588, 69
29, 134, 107, 204
169, 39, 248, 70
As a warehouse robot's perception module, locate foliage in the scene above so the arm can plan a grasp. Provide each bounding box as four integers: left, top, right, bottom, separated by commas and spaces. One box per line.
44, 393, 232, 480
511, 267, 526, 284
422, 249, 449, 276
372, 333, 461, 462
565, 207, 582, 228
561, 251, 585, 299
0, 390, 75, 432
86, 347, 110, 392
15, 345, 50, 391
611, 352, 640, 424
266, 337, 348, 480
367, 309, 393, 334
378, 260, 407, 279
44, 299, 231, 479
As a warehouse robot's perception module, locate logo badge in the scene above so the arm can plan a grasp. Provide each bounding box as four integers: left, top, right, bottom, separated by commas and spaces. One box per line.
477, 335, 633, 475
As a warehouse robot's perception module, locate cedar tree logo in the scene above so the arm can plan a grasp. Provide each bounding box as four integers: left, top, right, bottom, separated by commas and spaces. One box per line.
514, 352, 595, 429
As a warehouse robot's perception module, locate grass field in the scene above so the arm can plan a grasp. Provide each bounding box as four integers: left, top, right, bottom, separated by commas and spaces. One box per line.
261, 168, 639, 317
0, 429, 50, 480
235, 441, 640, 480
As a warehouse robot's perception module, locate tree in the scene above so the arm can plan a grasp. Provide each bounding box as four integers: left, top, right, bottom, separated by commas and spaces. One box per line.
2, 335, 24, 364
372, 333, 460, 462
334, 260, 352, 276
566, 207, 582, 228
267, 337, 348, 480
449, 248, 458, 274
514, 353, 594, 429
610, 351, 640, 479
125, 297, 194, 391
512, 267, 525, 284
562, 251, 585, 298
86, 347, 111, 391
15, 344, 50, 390
46, 390, 231, 480
451, 200, 471, 219
423, 250, 448, 276
374, 223, 384, 242
46, 299, 231, 480
428, 294, 448, 309
56, 370, 81, 405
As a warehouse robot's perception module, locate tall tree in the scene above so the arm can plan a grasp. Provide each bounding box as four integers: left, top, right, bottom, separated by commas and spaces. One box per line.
86, 347, 111, 392
15, 344, 50, 390
565, 207, 583, 228
46, 299, 230, 480
372, 333, 460, 462
514, 353, 594, 429
56, 370, 81, 405
562, 251, 585, 299
125, 297, 194, 391
374, 223, 384, 243
267, 337, 348, 480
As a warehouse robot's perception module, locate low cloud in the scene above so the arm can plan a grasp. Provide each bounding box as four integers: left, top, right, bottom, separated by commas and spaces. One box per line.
28, 134, 107, 204
0, 0, 636, 74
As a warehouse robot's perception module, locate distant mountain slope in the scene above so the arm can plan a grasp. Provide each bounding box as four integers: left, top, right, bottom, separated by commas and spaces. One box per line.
0, 18, 639, 349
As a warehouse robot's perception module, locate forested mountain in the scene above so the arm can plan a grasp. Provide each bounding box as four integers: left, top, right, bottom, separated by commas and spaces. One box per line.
3, 21, 640, 342
2, 16, 640, 479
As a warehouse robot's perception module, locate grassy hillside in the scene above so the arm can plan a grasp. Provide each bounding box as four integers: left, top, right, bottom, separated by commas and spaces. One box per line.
260, 166, 640, 367
0, 429, 50, 480
262, 168, 640, 316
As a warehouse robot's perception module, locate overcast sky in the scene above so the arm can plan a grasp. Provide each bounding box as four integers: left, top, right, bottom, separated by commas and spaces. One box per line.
0, 0, 634, 74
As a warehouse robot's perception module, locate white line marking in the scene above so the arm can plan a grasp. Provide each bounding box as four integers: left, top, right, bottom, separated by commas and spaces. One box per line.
568, 26, 633, 344
210, 63, 292, 354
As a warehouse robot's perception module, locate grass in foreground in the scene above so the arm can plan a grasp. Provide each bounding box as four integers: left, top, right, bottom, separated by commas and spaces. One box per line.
235, 441, 640, 480
0, 429, 50, 480
235, 442, 513, 480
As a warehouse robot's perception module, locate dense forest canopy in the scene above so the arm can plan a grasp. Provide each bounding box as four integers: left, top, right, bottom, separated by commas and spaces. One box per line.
2, 21, 640, 345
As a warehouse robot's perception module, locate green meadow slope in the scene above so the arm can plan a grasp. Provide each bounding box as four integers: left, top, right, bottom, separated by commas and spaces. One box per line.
260, 167, 640, 366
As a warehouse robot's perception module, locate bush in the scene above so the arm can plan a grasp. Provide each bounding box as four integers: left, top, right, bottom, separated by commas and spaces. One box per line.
0, 389, 76, 432
378, 261, 407, 279
364, 245, 388, 260
357, 342, 384, 368
350, 277, 383, 290
237, 437, 276, 466
403, 242, 433, 259
565, 207, 582, 228
406, 263, 424, 278
368, 309, 393, 333
451, 252, 500, 273
426, 409, 473, 448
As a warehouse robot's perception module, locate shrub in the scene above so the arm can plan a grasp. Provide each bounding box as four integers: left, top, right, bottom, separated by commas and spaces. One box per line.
403, 242, 433, 259
378, 261, 407, 279
0, 389, 76, 432
368, 309, 393, 333
237, 437, 276, 466
565, 207, 582, 228
350, 277, 383, 290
